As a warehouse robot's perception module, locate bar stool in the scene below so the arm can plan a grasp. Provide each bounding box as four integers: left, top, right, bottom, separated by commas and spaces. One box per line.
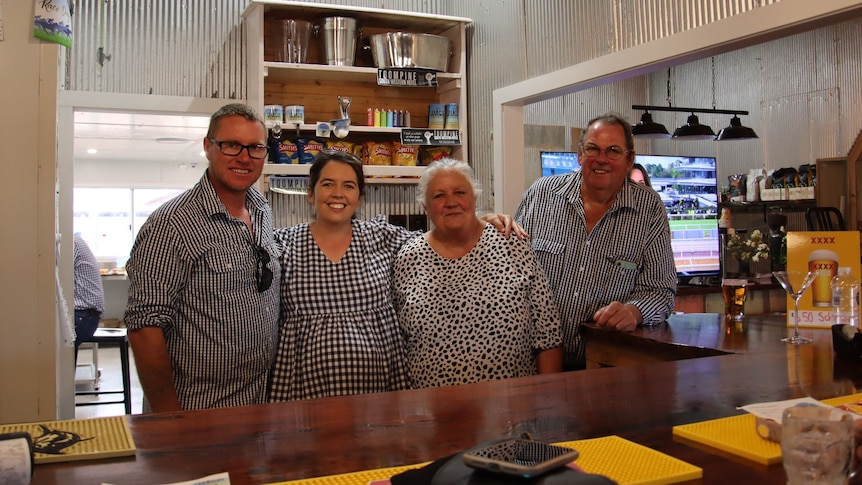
74, 328, 132, 414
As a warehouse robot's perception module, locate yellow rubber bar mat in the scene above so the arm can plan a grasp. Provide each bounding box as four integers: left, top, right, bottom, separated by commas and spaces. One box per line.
0, 415, 135, 464
672, 392, 862, 465
271, 435, 702, 485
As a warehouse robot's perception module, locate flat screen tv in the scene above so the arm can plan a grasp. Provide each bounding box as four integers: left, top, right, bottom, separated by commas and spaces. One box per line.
540, 151, 579, 177
539, 152, 720, 281
637, 155, 720, 280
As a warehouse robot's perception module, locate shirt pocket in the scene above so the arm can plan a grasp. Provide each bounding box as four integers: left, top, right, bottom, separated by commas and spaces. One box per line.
603, 254, 640, 301
202, 250, 250, 292
531, 238, 565, 274
532, 238, 565, 255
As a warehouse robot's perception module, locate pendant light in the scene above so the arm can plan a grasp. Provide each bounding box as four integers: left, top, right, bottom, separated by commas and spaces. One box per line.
715, 115, 758, 140
632, 112, 670, 138
712, 57, 758, 141
672, 113, 716, 140
632, 58, 758, 142
632, 68, 672, 139
674, 58, 717, 140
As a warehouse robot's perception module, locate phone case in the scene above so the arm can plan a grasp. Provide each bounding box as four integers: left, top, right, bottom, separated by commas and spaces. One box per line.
461, 439, 580, 478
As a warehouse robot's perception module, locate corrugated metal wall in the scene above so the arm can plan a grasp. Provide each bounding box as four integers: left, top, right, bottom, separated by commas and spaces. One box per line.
266, 176, 423, 227
640, 19, 862, 181
68, 0, 862, 217
69, 0, 248, 97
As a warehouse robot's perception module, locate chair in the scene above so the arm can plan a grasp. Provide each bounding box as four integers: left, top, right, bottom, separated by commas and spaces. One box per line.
805, 206, 845, 231
75, 328, 132, 414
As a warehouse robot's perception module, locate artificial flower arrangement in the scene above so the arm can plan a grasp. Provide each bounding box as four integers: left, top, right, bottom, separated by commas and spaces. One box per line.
727, 229, 770, 266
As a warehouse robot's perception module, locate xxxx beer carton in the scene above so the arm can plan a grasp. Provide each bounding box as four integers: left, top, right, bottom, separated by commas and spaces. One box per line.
785, 231, 861, 328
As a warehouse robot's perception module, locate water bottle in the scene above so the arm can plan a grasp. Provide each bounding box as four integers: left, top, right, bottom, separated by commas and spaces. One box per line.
830, 267, 860, 327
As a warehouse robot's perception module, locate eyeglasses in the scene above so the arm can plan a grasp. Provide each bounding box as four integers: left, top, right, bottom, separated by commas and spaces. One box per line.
580, 143, 631, 162
253, 245, 273, 293
208, 138, 269, 159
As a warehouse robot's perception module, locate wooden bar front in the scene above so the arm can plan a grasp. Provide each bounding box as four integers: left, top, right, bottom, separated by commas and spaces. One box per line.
30, 314, 861, 485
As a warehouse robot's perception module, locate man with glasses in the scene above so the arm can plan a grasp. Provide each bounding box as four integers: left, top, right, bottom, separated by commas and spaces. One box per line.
125, 103, 280, 412
515, 113, 676, 371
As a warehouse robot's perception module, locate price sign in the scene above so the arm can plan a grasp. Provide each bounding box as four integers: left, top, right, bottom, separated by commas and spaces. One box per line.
377, 68, 438, 87
400, 129, 461, 146
785, 231, 861, 328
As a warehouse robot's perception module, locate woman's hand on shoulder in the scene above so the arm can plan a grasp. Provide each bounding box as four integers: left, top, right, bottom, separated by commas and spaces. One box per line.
480, 213, 529, 240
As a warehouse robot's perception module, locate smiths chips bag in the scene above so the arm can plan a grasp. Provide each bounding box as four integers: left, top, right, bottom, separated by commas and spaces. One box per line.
391, 142, 418, 166
325, 140, 357, 155
362, 141, 392, 166
297, 138, 325, 164
420, 146, 452, 166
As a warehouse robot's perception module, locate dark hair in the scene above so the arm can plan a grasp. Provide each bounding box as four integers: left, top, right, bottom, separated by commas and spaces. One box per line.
630, 163, 652, 187
580, 112, 635, 151
308, 150, 366, 197
207, 103, 266, 139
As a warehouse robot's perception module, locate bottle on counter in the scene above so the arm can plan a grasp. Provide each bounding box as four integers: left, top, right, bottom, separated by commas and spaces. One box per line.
831, 267, 860, 327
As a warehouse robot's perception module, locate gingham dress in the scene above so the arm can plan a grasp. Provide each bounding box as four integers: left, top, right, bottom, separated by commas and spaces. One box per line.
268, 217, 414, 401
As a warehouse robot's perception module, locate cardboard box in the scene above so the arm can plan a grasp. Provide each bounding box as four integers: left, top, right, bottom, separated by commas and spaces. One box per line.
788, 186, 815, 200
760, 188, 787, 201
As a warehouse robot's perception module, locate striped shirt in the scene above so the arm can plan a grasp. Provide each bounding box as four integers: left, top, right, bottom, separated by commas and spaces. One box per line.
73, 235, 104, 312
515, 171, 676, 368
124, 172, 281, 410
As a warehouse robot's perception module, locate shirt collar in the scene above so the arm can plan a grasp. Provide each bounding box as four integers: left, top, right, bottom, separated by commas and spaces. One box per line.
554, 170, 636, 212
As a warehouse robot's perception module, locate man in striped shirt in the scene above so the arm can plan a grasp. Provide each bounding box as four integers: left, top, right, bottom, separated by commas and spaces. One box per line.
73, 235, 104, 360
124, 104, 280, 412
515, 113, 676, 371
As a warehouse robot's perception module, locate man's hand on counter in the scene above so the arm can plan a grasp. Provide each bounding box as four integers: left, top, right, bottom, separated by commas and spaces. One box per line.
592, 302, 642, 332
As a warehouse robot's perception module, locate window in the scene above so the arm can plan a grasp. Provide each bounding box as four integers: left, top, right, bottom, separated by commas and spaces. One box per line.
74, 188, 184, 267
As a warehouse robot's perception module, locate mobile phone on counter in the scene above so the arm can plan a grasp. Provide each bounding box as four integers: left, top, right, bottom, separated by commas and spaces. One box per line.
461, 438, 579, 478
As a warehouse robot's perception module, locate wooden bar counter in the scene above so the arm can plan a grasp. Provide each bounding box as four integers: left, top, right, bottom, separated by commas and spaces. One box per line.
581, 313, 834, 368
32, 315, 862, 485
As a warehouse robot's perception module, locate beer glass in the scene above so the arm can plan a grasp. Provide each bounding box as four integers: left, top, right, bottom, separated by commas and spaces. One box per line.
722, 278, 748, 322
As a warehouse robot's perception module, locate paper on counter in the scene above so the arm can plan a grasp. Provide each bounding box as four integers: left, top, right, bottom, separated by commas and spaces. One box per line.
103, 471, 231, 485
737, 397, 826, 422
738, 396, 862, 422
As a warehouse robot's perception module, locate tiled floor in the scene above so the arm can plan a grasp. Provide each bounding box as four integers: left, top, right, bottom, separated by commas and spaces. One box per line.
75, 342, 144, 418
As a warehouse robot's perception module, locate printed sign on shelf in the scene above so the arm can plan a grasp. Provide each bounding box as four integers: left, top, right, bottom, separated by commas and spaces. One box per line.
377, 68, 438, 87
400, 129, 461, 146
785, 231, 861, 328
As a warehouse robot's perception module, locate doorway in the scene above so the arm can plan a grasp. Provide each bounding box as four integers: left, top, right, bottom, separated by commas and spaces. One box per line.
56, 92, 231, 418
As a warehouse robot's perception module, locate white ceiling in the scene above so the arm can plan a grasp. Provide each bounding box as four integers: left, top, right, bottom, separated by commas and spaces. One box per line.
74, 111, 211, 165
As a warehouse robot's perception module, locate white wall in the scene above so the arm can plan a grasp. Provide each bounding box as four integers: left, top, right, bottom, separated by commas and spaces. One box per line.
75, 159, 206, 188
0, 2, 64, 423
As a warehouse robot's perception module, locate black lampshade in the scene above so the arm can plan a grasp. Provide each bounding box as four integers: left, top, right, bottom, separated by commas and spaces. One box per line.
632, 112, 671, 139
672, 114, 716, 140
715, 115, 759, 140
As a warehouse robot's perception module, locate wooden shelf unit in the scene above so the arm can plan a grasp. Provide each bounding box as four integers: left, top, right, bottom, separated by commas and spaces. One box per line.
243, 1, 472, 187
815, 129, 862, 229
